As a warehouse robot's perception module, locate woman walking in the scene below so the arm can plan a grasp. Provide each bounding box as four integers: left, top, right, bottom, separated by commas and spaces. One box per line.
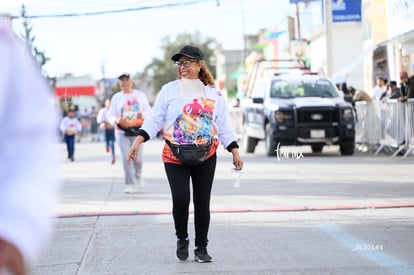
127, 45, 243, 262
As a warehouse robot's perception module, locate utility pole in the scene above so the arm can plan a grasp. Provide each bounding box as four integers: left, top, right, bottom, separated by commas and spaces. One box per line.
296, 3, 301, 40
0, 13, 12, 27
101, 62, 109, 102
240, 0, 246, 66
325, 0, 334, 77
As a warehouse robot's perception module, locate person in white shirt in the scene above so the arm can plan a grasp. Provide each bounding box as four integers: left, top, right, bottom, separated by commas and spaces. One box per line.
127, 45, 243, 263
60, 107, 82, 161
370, 76, 387, 100
0, 21, 60, 275
97, 98, 116, 164
107, 73, 151, 193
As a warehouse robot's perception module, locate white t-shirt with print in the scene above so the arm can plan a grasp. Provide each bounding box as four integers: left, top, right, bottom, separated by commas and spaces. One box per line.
60, 116, 82, 133
107, 89, 151, 132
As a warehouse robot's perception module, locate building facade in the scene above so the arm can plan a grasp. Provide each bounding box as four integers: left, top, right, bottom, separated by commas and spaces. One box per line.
227, 0, 414, 94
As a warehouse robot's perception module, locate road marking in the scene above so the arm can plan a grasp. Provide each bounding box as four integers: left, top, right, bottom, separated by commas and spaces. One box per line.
318, 224, 414, 275
56, 203, 414, 218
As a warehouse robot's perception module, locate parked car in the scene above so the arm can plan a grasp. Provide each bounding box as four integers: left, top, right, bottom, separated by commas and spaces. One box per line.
242, 59, 355, 156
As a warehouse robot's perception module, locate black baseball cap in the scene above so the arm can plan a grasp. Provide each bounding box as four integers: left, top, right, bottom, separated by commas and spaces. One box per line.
118, 72, 131, 80
171, 45, 204, 61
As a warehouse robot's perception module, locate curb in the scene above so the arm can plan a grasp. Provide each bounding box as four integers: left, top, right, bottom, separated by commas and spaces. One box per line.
56, 202, 414, 218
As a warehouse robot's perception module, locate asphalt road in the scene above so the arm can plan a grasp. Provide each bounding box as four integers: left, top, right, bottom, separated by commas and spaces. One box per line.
30, 138, 414, 275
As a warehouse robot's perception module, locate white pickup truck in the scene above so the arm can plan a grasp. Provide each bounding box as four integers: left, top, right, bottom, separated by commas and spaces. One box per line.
242, 60, 356, 156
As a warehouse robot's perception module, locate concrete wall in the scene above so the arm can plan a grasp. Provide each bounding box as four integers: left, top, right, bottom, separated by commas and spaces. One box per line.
307, 22, 364, 89
330, 23, 364, 89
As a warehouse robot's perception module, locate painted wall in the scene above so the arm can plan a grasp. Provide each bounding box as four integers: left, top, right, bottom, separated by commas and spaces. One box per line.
387, 0, 414, 40
330, 23, 364, 88
298, 0, 364, 88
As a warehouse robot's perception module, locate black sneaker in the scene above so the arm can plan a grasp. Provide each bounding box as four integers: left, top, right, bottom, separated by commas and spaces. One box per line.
194, 247, 212, 263
176, 239, 189, 261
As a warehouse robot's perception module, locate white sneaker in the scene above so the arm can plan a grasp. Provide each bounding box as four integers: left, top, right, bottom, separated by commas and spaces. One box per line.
124, 185, 137, 194
136, 178, 145, 190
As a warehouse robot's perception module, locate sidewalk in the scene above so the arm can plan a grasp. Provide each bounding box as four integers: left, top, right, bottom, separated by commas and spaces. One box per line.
30, 139, 414, 274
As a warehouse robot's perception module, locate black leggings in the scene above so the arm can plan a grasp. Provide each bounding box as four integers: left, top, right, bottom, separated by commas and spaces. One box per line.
164, 154, 217, 248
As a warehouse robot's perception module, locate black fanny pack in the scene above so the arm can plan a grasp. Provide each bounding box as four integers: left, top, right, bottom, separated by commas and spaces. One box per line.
166, 139, 212, 165
118, 124, 141, 137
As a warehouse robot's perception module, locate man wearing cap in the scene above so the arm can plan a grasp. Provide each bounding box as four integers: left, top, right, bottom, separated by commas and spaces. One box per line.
405, 74, 414, 100
400, 71, 409, 97
380, 80, 401, 101
108, 73, 151, 193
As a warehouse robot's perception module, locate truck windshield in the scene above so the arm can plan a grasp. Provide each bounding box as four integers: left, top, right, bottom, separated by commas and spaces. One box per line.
270, 79, 339, 99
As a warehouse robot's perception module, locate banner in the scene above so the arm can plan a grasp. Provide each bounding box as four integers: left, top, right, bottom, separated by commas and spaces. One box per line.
290, 0, 315, 3
332, 0, 362, 22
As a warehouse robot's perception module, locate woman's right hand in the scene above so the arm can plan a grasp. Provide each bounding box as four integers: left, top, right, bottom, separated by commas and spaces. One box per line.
0, 239, 26, 275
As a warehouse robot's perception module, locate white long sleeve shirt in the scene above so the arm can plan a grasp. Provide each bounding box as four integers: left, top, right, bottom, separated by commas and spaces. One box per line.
141, 79, 238, 149
370, 85, 387, 100
0, 22, 60, 265
97, 107, 109, 124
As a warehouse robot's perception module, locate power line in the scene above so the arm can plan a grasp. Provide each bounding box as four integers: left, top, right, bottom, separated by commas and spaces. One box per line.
10, 0, 212, 19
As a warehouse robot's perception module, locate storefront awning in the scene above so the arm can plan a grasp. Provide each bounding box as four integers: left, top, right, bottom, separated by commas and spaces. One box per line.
55, 86, 95, 98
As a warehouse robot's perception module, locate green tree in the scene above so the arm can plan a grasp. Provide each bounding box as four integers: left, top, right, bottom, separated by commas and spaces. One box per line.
20, 4, 51, 81
140, 31, 218, 97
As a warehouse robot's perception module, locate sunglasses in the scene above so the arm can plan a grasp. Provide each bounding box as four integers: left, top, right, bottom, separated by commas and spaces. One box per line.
172, 60, 197, 68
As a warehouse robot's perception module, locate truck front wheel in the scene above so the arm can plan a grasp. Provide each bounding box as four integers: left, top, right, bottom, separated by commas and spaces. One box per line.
340, 142, 355, 155
265, 124, 277, 156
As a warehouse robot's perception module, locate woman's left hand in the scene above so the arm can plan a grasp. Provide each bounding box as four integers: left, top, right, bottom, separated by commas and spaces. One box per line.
127, 146, 139, 165
127, 136, 145, 164
231, 149, 243, 170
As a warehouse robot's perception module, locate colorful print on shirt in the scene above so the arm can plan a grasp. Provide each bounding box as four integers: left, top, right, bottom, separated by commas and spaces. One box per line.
171, 97, 216, 145
121, 97, 141, 121
67, 122, 77, 132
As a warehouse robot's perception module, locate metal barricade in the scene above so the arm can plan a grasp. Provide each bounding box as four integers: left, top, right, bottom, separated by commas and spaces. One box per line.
354, 101, 380, 151
374, 99, 406, 157
403, 98, 414, 159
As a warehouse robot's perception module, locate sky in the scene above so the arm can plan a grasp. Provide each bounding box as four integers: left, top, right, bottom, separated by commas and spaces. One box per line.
1, 0, 296, 79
